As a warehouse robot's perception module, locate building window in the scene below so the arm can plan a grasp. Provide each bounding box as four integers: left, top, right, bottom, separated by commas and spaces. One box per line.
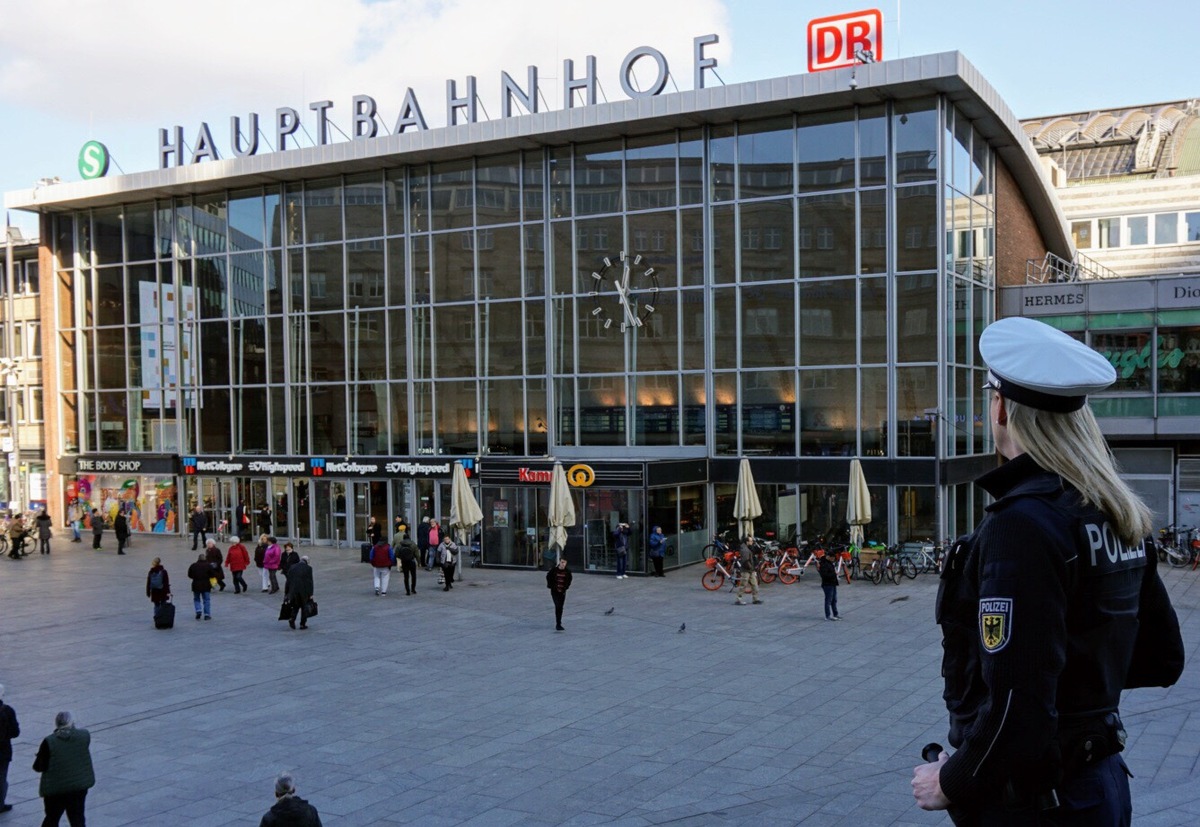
1097, 217, 1120, 249
1071, 220, 1092, 249
1186, 212, 1200, 242
1154, 213, 1178, 245
1127, 216, 1148, 246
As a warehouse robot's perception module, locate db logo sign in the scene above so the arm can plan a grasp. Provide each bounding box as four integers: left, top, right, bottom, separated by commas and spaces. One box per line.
807, 8, 882, 72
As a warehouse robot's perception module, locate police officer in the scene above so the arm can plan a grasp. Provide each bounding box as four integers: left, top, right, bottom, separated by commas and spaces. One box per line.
912, 317, 1184, 825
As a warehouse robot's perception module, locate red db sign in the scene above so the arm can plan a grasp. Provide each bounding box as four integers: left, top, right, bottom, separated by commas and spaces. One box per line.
808, 9, 883, 72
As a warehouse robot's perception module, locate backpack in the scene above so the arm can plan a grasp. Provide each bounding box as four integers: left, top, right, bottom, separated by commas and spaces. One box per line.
149, 569, 165, 590
371, 542, 392, 567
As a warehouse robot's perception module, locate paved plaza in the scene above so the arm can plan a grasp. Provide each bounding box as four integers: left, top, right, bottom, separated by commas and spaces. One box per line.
1, 534, 1198, 825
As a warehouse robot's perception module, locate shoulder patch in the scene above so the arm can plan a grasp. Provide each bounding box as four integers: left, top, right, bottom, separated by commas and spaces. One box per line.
979, 597, 1013, 653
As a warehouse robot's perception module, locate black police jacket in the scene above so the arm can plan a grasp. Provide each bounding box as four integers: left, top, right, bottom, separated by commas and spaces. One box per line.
936, 453, 1183, 809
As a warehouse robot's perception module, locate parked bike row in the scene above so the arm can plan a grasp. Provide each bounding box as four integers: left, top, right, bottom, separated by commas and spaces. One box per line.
700, 532, 950, 591
1156, 524, 1200, 570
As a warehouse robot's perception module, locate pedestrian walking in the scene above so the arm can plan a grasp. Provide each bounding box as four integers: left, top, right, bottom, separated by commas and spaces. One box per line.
235, 499, 250, 541
546, 557, 572, 631
417, 517, 433, 570
32, 711, 94, 827
254, 533, 269, 592
186, 552, 213, 620
263, 537, 282, 594
114, 511, 130, 555
259, 771, 321, 826
912, 317, 1185, 824
89, 510, 103, 551
395, 530, 418, 595
279, 542, 299, 579
817, 552, 840, 620
146, 557, 171, 619
734, 536, 762, 605
189, 506, 208, 551
648, 525, 666, 577
370, 539, 394, 595
225, 538, 251, 594
256, 504, 272, 537
205, 539, 226, 591
284, 556, 315, 630
0, 683, 19, 814
437, 535, 458, 590
366, 515, 383, 546
36, 509, 53, 555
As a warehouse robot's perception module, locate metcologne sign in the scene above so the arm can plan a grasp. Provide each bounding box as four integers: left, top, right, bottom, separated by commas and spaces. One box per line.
156, 35, 723, 170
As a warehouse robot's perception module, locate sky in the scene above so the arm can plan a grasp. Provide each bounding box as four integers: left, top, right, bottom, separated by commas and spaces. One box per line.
2, 0, 1197, 238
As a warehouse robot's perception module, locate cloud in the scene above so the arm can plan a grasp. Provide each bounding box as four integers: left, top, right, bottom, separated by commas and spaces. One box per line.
0, 0, 732, 132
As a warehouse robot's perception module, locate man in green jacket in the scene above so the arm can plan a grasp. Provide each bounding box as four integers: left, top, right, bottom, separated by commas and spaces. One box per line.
32, 711, 94, 826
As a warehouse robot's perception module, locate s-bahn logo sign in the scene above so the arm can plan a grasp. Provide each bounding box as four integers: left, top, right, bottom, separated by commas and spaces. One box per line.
154, 34, 723, 170
78, 141, 110, 180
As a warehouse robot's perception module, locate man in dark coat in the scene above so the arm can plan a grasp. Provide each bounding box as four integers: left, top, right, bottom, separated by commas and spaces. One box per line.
186, 552, 213, 620
32, 711, 94, 826
0, 683, 19, 813
285, 556, 315, 630
395, 531, 419, 595
113, 512, 130, 555
189, 506, 209, 551
417, 517, 433, 570
546, 558, 573, 631
260, 772, 321, 826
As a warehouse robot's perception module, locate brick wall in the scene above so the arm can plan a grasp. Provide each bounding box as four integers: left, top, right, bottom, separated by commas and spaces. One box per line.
995, 156, 1050, 288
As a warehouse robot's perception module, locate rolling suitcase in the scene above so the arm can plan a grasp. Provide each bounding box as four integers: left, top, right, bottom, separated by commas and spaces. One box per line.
361, 542, 372, 563
154, 599, 175, 630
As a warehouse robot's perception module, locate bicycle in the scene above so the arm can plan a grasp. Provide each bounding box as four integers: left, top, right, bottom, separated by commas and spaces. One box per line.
701, 551, 742, 591
897, 540, 940, 576
701, 531, 737, 561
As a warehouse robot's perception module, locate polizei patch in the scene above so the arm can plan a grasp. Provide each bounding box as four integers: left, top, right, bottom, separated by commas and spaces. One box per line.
979, 598, 1013, 653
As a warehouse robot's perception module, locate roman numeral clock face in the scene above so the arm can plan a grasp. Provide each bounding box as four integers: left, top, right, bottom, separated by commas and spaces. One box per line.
589, 252, 660, 333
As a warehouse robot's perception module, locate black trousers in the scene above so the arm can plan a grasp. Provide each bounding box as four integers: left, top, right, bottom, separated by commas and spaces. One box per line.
92, 533, 101, 549
289, 598, 312, 627
402, 559, 417, 593
41, 788, 87, 826
442, 563, 455, 589
956, 754, 1131, 827
652, 556, 665, 576
40, 537, 51, 554
232, 570, 248, 593
551, 591, 566, 627
191, 529, 207, 549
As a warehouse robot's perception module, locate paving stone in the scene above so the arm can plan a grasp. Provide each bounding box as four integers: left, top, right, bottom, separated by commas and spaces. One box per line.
0, 536, 1195, 824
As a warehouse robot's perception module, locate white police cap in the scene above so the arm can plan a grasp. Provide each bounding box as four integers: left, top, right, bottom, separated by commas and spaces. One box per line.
979, 317, 1115, 413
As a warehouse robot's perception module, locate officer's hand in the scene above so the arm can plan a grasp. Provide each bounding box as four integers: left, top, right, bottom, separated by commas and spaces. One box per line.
911, 751, 950, 810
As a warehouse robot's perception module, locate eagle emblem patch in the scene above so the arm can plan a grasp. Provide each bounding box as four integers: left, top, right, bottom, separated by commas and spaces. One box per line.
979, 598, 1013, 653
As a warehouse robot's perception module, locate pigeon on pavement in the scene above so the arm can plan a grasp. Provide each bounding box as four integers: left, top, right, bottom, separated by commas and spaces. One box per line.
604, 607, 615, 615
678, 623, 686, 633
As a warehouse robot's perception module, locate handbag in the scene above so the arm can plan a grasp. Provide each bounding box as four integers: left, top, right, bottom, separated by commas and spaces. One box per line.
278, 599, 293, 621
304, 597, 318, 617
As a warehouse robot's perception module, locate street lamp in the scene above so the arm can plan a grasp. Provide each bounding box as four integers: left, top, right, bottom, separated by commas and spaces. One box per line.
0, 356, 24, 513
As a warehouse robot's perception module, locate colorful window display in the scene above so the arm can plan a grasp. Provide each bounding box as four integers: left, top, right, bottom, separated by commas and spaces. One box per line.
66, 475, 178, 532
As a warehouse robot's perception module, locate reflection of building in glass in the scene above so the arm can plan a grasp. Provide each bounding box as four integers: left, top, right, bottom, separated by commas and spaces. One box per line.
9, 53, 1087, 563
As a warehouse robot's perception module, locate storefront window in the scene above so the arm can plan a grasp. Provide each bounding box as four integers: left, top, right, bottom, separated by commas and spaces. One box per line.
1091, 330, 1153, 392
1156, 327, 1200, 394
481, 486, 549, 567
69, 474, 178, 534
648, 484, 707, 567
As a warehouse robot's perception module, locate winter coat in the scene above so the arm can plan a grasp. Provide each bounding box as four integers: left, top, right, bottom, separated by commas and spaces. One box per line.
546, 566, 573, 594
225, 543, 251, 572
146, 565, 171, 603
190, 510, 208, 532
114, 514, 130, 540
395, 538, 418, 565
186, 560, 213, 593
0, 701, 19, 762
33, 725, 95, 797
254, 542, 267, 569
263, 544, 282, 571
285, 561, 314, 603
280, 549, 300, 576
259, 794, 322, 827
36, 513, 53, 540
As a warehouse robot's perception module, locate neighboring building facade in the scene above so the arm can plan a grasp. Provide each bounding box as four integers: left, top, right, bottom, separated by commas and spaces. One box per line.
7, 51, 1072, 571
1016, 101, 1200, 529
1, 228, 46, 513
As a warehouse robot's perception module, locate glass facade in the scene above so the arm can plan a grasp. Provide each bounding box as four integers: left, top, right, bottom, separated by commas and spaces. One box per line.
47, 96, 998, 554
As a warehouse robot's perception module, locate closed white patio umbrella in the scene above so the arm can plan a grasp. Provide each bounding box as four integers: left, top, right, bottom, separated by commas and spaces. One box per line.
547, 462, 575, 563
449, 461, 483, 545
733, 458, 763, 540
847, 458, 872, 547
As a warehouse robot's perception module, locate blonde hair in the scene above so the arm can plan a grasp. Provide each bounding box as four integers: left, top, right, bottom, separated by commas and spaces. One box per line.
1005, 399, 1152, 545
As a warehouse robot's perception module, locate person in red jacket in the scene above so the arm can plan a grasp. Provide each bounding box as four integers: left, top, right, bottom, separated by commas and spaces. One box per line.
225, 539, 251, 594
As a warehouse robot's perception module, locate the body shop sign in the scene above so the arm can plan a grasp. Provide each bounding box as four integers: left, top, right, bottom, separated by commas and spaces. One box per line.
808, 9, 883, 72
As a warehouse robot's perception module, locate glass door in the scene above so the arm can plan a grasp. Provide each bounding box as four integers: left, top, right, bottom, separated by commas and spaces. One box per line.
271, 478, 289, 537
294, 478, 312, 544
250, 479, 270, 538
312, 480, 342, 545
217, 478, 236, 538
